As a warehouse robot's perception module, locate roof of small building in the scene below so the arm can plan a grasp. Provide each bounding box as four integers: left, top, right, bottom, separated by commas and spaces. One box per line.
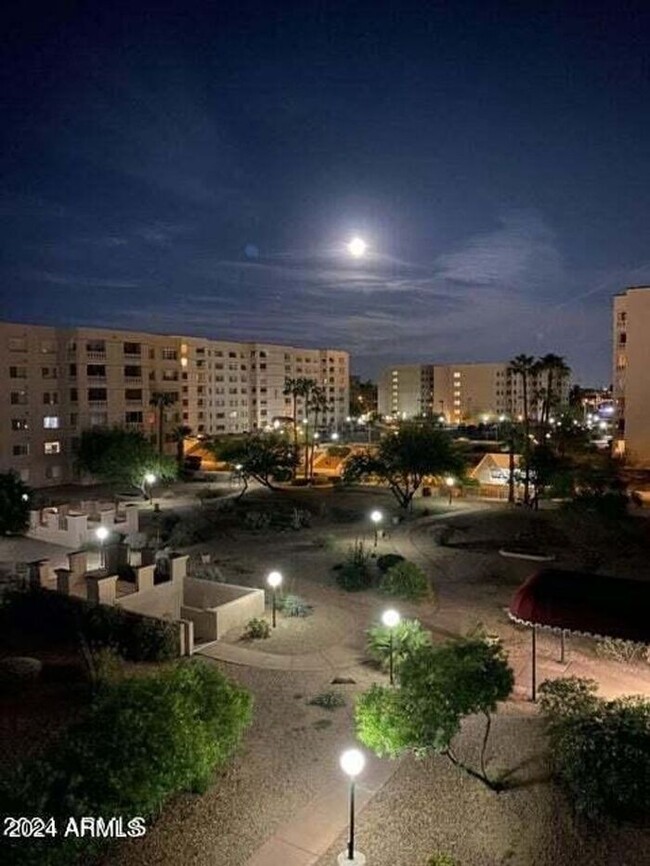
509, 568, 650, 643
470, 452, 521, 475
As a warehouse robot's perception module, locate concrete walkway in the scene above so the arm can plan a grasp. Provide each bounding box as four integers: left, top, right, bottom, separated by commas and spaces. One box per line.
244, 754, 398, 866
198, 640, 360, 672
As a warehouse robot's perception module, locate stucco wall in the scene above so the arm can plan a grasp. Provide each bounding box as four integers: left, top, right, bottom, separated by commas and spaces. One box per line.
116, 578, 183, 621
182, 577, 264, 642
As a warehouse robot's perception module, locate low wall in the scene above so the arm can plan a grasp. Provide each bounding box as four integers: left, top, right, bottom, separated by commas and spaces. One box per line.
116, 578, 183, 621
182, 577, 264, 642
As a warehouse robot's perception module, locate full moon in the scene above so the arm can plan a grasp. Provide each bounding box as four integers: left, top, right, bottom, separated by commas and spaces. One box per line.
347, 237, 367, 257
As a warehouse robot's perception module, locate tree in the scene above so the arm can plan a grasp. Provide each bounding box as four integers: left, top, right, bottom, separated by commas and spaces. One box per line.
539, 677, 650, 819
214, 432, 298, 497
508, 354, 536, 504
307, 384, 329, 481
170, 424, 193, 474
149, 391, 176, 455
535, 354, 571, 429
283, 377, 317, 478
343, 423, 465, 510
355, 637, 514, 790
75, 428, 177, 495
0, 471, 31, 536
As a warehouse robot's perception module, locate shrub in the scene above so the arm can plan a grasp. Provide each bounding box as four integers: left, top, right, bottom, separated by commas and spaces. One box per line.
308, 690, 346, 710
0, 589, 179, 662
0, 662, 252, 866
428, 855, 459, 866
243, 617, 271, 640
539, 676, 650, 819
376, 553, 405, 572
380, 561, 430, 600
277, 594, 313, 617
365, 618, 431, 673
335, 540, 375, 592
595, 636, 645, 664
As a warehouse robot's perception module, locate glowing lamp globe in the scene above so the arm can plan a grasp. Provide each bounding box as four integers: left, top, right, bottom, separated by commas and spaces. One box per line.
145, 472, 156, 485
370, 510, 382, 525
267, 571, 283, 589
340, 748, 366, 778
382, 609, 400, 629
95, 527, 109, 542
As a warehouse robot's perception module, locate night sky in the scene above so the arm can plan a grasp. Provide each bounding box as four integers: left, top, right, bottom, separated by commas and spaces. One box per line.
3, 1, 650, 383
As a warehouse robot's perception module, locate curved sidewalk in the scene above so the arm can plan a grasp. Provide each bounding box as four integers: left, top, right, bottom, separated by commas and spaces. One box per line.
198, 640, 359, 673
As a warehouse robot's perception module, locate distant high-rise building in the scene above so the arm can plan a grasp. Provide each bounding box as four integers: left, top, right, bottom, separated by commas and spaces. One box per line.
0, 321, 349, 487
377, 361, 569, 425
349, 376, 378, 417
613, 286, 650, 464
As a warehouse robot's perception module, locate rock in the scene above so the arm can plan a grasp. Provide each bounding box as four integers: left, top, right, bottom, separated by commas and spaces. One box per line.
0, 656, 43, 683
331, 676, 356, 685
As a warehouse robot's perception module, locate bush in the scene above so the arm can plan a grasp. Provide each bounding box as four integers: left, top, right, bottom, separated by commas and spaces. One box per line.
428, 855, 459, 866
277, 594, 313, 617
539, 676, 650, 819
595, 636, 646, 664
376, 553, 405, 572
335, 540, 375, 592
0, 662, 252, 865
380, 561, 430, 601
308, 690, 346, 710
243, 617, 271, 640
1, 589, 179, 662
365, 618, 431, 673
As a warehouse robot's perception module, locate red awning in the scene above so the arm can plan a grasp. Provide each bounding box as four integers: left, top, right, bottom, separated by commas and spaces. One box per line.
509, 568, 650, 644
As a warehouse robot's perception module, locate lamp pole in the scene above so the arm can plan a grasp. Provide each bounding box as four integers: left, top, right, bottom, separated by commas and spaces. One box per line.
267, 570, 282, 627
370, 509, 383, 548
95, 526, 109, 569
382, 609, 400, 685
339, 749, 366, 864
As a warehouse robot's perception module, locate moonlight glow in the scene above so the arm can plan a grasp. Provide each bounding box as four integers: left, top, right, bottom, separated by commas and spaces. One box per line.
347, 237, 367, 258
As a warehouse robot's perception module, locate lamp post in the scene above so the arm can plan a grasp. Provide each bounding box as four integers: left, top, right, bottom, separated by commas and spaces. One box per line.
339, 749, 366, 864
144, 472, 156, 504
95, 526, 109, 569
444, 476, 455, 505
267, 570, 282, 627
370, 509, 383, 547
382, 608, 401, 685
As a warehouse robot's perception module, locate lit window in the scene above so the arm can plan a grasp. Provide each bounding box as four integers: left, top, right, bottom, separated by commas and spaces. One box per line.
43, 416, 60, 429
44, 441, 61, 455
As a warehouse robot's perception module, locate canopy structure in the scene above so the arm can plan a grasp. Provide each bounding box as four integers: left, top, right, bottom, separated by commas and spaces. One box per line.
508, 568, 650, 700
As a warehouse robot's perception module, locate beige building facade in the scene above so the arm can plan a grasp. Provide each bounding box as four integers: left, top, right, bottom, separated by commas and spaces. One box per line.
378, 361, 567, 425
612, 287, 650, 465
0, 321, 349, 487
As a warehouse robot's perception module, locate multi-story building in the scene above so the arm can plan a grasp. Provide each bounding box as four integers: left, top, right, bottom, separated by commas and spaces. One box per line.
0, 321, 349, 487
378, 361, 569, 425
613, 286, 650, 464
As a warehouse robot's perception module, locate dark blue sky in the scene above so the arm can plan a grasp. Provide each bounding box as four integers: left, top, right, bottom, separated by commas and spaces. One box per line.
3, 0, 649, 383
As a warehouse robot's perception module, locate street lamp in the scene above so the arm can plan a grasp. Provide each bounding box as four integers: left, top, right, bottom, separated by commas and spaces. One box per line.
382, 608, 401, 685
267, 570, 282, 627
331, 431, 339, 441
339, 749, 366, 864
95, 526, 109, 569
370, 509, 383, 547
144, 472, 156, 504
444, 476, 455, 505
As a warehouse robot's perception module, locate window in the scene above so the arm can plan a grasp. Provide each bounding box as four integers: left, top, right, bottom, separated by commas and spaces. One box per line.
90, 412, 108, 426
9, 366, 27, 378
44, 441, 61, 455
70, 413, 78, 427
125, 411, 143, 423
40, 340, 56, 354
162, 370, 178, 381
69, 364, 77, 377
162, 347, 177, 360
43, 416, 60, 429
124, 365, 142, 378
87, 364, 106, 377
8, 337, 27, 352
11, 391, 28, 405
11, 418, 29, 430
43, 392, 59, 405
70, 388, 78, 402
125, 389, 142, 401
45, 465, 62, 480
88, 388, 107, 402
19, 468, 29, 482
13, 444, 29, 456
123, 342, 141, 355
86, 340, 105, 353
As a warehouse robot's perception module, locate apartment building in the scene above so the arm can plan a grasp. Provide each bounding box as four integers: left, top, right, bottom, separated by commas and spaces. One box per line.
0, 321, 349, 487
613, 287, 650, 464
378, 361, 568, 424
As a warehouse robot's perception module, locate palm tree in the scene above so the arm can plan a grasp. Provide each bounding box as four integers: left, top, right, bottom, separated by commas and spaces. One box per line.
536, 354, 571, 428
170, 424, 193, 474
149, 392, 175, 455
508, 355, 536, 504
307, 385, 329, 481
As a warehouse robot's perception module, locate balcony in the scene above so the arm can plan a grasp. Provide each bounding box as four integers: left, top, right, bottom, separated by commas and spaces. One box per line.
86, 352, 106, 361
